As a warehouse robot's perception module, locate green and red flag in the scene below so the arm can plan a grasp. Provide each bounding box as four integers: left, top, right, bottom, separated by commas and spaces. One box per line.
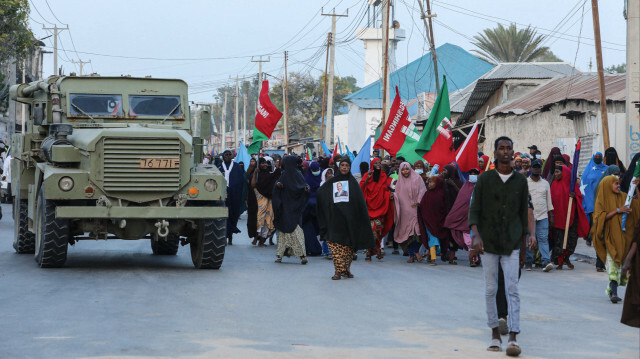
415, 76, 455, 170
373, 87, 423, 163
306, 147, 312, 160
248, 80, 283, 154
455, 121, 480, 171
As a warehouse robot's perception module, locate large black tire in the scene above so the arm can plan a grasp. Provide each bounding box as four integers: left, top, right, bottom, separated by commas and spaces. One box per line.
190, 218, 225, 269
12, 184, 35, 254
34, 188, 69, 268
150, 234, 180, 255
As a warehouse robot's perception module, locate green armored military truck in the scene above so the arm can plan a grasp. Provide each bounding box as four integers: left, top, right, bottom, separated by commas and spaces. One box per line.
9, 75, 227, 269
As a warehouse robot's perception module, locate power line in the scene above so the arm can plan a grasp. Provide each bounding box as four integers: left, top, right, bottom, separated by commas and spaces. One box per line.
44, 0, 67, 25
28, 0, 54, 25
432, 0, 624, 48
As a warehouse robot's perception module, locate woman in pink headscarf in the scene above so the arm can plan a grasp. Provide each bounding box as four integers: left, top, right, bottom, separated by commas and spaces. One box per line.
393, 162, 427, 263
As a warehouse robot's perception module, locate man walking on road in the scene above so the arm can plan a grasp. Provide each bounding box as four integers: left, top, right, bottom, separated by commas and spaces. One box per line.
527, 159, 554, 272
470, 136, 530, 357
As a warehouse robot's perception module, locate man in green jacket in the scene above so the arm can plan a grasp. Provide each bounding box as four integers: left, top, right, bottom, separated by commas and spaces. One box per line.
470, 136, 532, 357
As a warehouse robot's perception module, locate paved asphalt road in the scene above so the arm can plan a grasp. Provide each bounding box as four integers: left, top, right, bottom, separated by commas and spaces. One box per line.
0, 203, 638, 358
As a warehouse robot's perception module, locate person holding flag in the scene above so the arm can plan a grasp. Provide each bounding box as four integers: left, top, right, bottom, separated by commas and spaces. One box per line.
550, 165, 590, 270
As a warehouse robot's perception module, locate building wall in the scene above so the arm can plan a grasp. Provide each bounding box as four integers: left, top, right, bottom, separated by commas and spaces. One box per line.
482, 101, 627, 163
345, 103, 382, 152
334, 114, 349, 146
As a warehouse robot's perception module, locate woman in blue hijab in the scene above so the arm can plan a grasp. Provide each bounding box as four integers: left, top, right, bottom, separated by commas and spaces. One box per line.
581, 152, 608, 216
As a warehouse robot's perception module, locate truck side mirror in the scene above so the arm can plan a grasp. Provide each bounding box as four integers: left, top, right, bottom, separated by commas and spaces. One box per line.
199, 109, 211, 139
33, 104, 44, 125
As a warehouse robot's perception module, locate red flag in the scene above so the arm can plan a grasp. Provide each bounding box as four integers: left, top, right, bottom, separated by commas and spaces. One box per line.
455, 121, 480, 171
332, 143, 339, 159
248, 81, 283, 154
422, 129, 456, 170
373, 87, 423, 162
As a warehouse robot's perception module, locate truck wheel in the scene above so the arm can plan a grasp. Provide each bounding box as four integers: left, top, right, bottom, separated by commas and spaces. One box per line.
34, 188, 69, 268
12, 185, 35, 254
150, 234, 180, 255
190, 218, 226, 269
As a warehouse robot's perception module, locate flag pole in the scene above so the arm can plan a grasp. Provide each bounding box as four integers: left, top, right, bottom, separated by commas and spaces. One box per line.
562, 197, 573, 249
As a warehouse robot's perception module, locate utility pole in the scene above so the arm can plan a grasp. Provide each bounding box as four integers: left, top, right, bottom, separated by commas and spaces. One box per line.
71, 59, 91, 76
244, 82, 249, 145
591, 0, 610, 149
626, 0, 639, 161
381, 0, 391, 131
230, 75, 240, 149
8, 57, 16, 136
322, 8, 348, 146
284, 51, 289, 148
42, 24, 68, 75
251, 56, 270, 95
321, 32, 331, 142
221, 91, 228, 152
418, 0, 440, 92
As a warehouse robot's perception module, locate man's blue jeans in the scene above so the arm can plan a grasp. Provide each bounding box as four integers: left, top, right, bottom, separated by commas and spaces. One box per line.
482, 250, 520, 333
527, 218, 550, 266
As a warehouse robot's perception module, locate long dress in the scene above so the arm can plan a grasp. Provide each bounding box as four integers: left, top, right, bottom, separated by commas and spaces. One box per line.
444, 181, 475, 251
317, 165, 374, 276
393, 162, 426, 259
217, 160, 246, 238
419, 176, 449, 259
246, 165, 258, 240
302, 161, 323, 256
272, 156, 309, 260
254, 161, 281, 239
360, 158, 393, 259
591, 175, 640, 296
550, 166, 590, 265
621, 220, 640, 327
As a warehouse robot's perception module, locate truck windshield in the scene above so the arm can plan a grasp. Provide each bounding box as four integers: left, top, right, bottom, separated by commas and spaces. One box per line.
69, 94, 123, 116
129, 95, 182, 117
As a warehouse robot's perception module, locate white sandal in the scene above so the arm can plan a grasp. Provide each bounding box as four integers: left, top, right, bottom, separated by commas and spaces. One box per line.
487, 338, 502, 352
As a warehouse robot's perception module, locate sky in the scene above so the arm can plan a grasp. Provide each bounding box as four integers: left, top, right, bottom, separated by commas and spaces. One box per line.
27, 0, 627, 104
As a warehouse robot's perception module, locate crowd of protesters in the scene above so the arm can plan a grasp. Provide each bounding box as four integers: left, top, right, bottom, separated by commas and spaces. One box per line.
205, 137, 640, 354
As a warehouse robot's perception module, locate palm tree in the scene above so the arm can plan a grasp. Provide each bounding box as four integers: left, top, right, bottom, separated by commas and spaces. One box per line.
471, 23, 549, 64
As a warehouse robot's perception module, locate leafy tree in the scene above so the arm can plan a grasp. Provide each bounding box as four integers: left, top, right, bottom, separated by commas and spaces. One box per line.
0, 0, 33, 65
535, 50, 563, 62
268, 73, 359, 139
471, 23, 549, 64
605, 63, 626, 74
209, 73, 358, 140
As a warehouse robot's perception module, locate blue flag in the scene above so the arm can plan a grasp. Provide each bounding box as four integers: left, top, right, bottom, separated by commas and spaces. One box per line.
235, 141, 251, 170
351, 137, 372, 175
338, 137, 344, 155
345, 145, 356, 162
321, 140, 332, 156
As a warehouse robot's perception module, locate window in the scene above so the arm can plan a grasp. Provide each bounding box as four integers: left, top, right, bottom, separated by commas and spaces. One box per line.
69, 94, 123, 116
129, 95, 182, 117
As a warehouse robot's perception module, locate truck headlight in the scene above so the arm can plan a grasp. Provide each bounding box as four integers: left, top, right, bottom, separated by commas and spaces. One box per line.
204, 179, 217, 192
59, 177, 74, 191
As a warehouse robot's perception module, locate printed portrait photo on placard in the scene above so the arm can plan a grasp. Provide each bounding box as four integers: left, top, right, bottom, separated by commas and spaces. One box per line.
333, 180, 349, 203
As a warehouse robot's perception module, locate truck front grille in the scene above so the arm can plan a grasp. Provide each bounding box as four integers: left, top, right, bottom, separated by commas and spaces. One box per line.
102, 137, 182, 192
